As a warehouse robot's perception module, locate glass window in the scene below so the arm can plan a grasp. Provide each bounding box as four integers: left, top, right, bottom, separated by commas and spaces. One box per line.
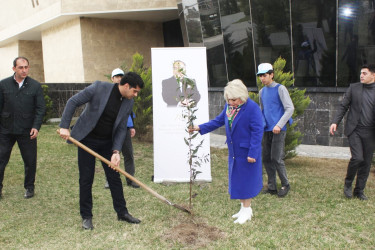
338, 0, 375, 86
250, 0, 292, 75
292, 0, 336, 87
182, 0, 204, 45
219, 0, 257, 87
198, 0, 228, 87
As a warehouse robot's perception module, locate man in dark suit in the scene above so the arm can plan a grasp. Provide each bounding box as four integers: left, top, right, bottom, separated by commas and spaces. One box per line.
0, 57, 46, 199
59, 72, 144, 229
330, 64, 375, 200
162, 60, 200, 107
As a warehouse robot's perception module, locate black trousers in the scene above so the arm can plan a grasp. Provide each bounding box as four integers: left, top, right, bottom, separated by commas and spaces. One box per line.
78, 135, 128, 219
346, 127, 375, 194
0, 133, 37, 191
122, 128, 135, 183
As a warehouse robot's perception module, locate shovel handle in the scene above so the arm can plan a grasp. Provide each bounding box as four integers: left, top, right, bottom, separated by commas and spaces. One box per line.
56, 129, 171, 204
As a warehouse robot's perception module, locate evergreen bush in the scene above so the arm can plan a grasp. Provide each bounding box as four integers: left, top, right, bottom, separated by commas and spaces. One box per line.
41, 84, 53, 123
129, 53, 153, 141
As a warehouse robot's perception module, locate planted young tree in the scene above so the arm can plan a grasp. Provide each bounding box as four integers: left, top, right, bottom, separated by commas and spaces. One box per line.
249, 57, 311, 158
174, 61, 209, 208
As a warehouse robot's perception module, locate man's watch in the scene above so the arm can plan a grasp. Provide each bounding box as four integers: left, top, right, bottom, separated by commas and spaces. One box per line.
112, 150, 120, 154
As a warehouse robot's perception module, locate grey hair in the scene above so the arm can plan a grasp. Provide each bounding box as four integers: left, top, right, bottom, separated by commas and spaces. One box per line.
224, 79, 249, 103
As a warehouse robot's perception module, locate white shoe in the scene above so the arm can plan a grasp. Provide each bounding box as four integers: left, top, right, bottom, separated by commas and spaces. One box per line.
234, 207, 253, 224
232, 203, 243, 218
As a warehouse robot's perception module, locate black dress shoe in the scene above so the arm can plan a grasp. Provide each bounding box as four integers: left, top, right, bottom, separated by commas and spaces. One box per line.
24, 189, 34, 199
262, 189, 277, 195
354, 193, 368, 200
82, 218, 94, 230
278, 184, 290, 197
118, 213, 141, 224
127, 181, 140, 189
344, 185, 352, 198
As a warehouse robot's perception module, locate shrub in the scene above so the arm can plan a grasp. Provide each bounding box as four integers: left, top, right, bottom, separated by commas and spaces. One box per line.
249, 57, 311, 159
128, 53, 153, 141
41, 84, 53, 123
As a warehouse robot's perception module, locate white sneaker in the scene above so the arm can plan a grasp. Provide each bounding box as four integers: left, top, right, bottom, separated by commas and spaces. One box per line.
232, 203, 243, 218
234, 207, 253, 224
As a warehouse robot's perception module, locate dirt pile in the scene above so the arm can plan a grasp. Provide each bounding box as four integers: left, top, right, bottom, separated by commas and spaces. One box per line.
164, 219, 226, 248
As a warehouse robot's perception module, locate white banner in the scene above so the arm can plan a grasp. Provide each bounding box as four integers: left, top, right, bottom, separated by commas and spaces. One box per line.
151, 47, 212, 183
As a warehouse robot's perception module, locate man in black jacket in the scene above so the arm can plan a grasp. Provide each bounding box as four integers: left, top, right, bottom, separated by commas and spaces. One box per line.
0, 57, 46, 199
330, 64, 375, 200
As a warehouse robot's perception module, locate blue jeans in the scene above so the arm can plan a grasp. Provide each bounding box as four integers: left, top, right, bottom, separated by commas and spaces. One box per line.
78, 135, 128, 219
262, 131, 289, 190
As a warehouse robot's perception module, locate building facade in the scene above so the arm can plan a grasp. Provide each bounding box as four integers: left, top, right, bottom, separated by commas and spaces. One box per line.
0, 0, 179, 82
1, 0, 372, 146
178, 0, 374, 146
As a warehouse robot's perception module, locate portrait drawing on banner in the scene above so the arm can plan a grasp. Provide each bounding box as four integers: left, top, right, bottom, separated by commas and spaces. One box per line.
161, 60, 201, 107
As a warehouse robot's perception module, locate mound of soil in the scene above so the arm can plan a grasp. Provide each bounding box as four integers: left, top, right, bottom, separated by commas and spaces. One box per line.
164, 218, 226, 248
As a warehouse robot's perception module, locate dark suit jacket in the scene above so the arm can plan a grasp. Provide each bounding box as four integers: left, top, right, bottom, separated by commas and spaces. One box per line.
161, 76, 201, 106
59, 81, 133, 151
0, 75, 45, 134
332, 82, 363, 136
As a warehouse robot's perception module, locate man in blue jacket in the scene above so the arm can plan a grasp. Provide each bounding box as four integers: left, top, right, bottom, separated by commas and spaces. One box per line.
59, 72, 143, 230
258, 63, 294, 198
0, 57, 45, 199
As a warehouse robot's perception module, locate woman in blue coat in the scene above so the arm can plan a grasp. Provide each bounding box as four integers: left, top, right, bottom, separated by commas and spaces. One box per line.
190, 79, 264, 224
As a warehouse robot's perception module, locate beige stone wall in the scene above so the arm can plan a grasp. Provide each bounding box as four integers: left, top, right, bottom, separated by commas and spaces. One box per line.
0, 41, 19, 79
42, 18, 85, 83
19, 41, 45, 82
0, 0, 61, 43
61, 0, 177, 13
80, 18, 164, 83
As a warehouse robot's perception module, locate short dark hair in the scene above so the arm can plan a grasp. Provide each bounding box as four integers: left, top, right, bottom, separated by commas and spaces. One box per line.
258, 70, 274, 79
361, 64, 375, 74
13, 57, 29, 67
120, 72, 144, 89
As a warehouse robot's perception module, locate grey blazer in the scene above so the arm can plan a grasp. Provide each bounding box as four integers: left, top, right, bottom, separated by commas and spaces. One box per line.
59, 81, 133, 151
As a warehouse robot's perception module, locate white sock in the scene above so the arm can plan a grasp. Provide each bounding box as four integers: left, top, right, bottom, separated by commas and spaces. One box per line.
232, 203, 244, 218
234, 207, 253, 224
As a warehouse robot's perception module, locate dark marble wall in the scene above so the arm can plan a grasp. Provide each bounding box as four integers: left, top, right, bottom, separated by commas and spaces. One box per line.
44, 83, 349, 147
207, 87, 349, 147
43, 83, 90, 117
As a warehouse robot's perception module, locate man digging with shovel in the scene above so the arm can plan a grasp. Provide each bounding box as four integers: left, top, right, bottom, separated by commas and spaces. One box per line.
59, 72, 144, 230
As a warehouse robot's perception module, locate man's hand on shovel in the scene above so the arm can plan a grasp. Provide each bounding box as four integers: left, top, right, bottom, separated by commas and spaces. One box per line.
111, 151, 121, 169
58, 128, 120, 170
59, 128, 70, 140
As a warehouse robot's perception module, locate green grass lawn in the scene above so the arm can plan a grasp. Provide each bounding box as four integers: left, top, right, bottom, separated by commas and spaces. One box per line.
0, 124, 374, 249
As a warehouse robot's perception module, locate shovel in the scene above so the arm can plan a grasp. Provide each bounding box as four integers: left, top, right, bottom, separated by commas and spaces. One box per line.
57, 130, 191, 214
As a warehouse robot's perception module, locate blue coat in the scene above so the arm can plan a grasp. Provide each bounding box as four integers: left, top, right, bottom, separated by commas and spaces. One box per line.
199, 98, 264, 199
